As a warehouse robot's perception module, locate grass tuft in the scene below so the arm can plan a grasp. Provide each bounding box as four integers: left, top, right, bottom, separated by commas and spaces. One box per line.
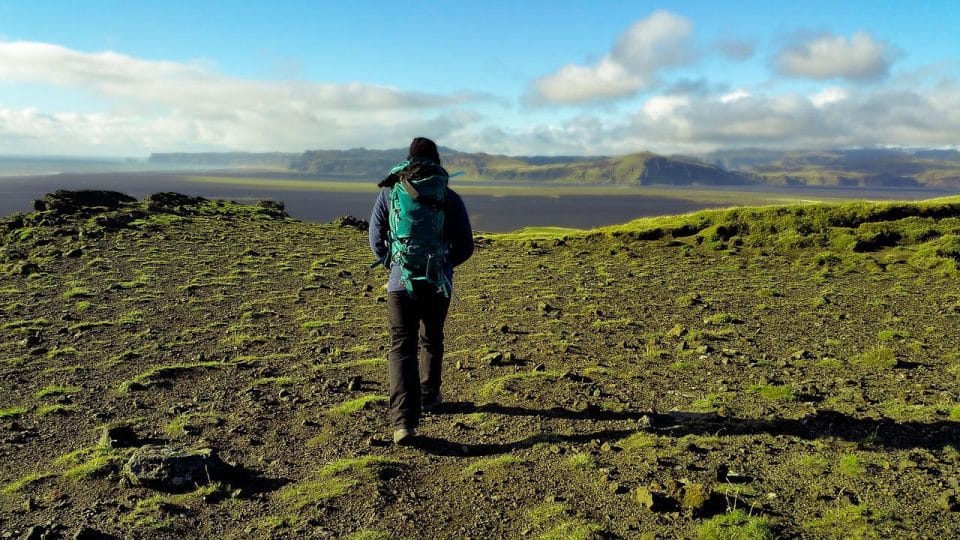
697, 509, 775, 540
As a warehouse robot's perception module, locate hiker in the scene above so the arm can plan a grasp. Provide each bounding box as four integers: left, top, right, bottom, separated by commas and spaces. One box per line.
369, 137, 474, 445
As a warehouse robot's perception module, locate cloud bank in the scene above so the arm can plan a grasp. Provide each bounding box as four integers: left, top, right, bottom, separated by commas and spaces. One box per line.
530, 10, 695, 104
775, 32, 893, 81
0, 40, 485, 154
0, 15, 957, 158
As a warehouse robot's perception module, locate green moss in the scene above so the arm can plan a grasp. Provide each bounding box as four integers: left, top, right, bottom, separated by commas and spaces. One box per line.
462, 455, 524, 477
538, 521, 604, 540
56, 446, 128, 479
693, 393, 726, 411
1, 472, 55, 494
37, 404, 74, 416
619, 432, 659, 452
853, 345, 897, 370
838, 453, 865, 477
703, 313, 739, 325
0, 406, 28, 419
279, 456, 402, 510
478, 371, 562, 399
326, 394, 387, 415
804, 503, 881, 539
121, 484, 223, 530
119, 361, 228, 392
345, 531, 395, 540
67, 320, 115, 332
35, 385, 82, 398
527, 502, 569, 525
62, 286, 94, 300
750, 384, 796, 402
1, 318, 50, 331
697, 509, 775, 540
165, 412, 224, 436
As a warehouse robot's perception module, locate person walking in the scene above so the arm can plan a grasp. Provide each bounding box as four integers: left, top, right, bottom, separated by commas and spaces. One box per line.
369, 137, 474, 445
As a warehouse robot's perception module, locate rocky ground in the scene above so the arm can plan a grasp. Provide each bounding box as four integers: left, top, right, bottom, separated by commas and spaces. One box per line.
1, 191, 959, 539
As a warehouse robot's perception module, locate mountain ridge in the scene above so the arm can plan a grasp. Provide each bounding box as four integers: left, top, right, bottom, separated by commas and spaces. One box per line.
146, 146, 960, 188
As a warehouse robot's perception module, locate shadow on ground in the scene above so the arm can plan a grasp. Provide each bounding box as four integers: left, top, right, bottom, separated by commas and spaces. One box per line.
411, 402, 960, 456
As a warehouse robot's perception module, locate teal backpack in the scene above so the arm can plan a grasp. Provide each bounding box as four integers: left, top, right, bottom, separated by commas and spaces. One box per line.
375, 160, 453, 298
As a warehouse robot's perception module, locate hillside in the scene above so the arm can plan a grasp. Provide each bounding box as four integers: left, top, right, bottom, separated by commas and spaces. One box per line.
290, 148, 757, 186
444, 152, 756, 186
2, 192, 960, 538
700, 148, 960, 188
148, 146, 960, 188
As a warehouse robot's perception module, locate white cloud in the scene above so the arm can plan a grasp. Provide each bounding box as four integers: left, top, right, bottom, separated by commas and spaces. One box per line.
0, 40, 488, 154
454, 81, 960, 156
720, 89, 751, 103
775, 32, 892, 81
530, 10, 695, 104
642, 95, 689, 120
810, 87, 848, 107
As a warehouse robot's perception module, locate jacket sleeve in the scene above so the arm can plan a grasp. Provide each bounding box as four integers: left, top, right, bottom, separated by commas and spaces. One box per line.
369, 189, 390, 266
445, 190, 474, 268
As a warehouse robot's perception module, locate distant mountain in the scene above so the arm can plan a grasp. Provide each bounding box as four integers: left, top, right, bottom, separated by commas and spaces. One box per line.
698, 148, 960, 188
290, 148, 408, 176
150, 146, 960, 188
443, 151, 756, 185
290, 148, 756, 186
148, 152, 299, 168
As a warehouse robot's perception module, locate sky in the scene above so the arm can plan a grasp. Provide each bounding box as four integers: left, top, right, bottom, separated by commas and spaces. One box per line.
0, 0, 958, 157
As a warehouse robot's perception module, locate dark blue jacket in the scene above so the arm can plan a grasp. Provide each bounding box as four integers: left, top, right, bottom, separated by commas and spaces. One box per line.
369, 187, 474, 293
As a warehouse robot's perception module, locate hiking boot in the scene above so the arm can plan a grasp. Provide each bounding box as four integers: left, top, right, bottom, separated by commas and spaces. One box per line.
393, 428, 415, 445
422, 394, 442, 413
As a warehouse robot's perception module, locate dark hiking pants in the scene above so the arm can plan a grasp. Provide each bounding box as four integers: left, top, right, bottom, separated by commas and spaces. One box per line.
387, 284, 451, 430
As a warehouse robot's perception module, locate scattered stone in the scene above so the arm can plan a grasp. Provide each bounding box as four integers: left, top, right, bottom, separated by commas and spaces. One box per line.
938, 491, 959, 512
694, 345, 713, 354
64, 248, 83, 258
11, 261, 40, 276
347, 376, 362, 391
22, 526, 48, 540
255, 200, 286, 217
637, 415, 653, 429
71, 527, 103, 540
99, 425, 139, 448
455, 360, 465, 370
481, 352, 503, 366
608, 481, 627, 494
531, 363, 546, 372
34, 190, 136, 216
680, 483, 711, 512
666, 324, 687, 338
144, 192, 207, 214
330, 215, 368, 230
122, 445, 235, 492
791, 349, 813, 360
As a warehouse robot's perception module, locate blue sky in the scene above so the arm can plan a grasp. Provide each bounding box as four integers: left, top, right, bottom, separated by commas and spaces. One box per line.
0, 1, 958, 156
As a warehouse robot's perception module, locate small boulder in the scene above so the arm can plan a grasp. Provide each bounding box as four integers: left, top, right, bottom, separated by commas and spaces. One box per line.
11, 261, 40, 277
331, 215, 368, 230
144, 192, 208, 214
99, 424, 139, 448
481, 352, 503, 366
36, 190, 136, 216
122, 445, 234, 492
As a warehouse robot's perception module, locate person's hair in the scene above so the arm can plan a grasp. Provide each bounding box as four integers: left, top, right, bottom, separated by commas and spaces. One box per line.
408, 137, 440, 163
